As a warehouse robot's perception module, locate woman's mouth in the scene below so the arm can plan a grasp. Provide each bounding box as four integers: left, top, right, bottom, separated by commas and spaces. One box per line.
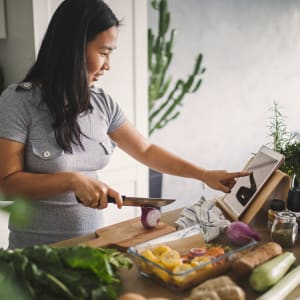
93, 73, 104, 81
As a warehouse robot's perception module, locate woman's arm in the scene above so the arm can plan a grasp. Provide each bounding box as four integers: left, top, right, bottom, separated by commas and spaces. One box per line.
0, 138, 73, 199
109, 120, 249, 193
0, 138, 122, 208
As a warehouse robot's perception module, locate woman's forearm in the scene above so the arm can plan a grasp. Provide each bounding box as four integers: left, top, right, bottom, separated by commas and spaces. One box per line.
109, 121, 206, 181
136, 144, 206, 181
0, 171, 76, 200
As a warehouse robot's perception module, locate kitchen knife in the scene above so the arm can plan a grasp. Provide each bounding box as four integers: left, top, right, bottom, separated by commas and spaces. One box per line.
108, 195, 175, 208
76, 195, 175, 208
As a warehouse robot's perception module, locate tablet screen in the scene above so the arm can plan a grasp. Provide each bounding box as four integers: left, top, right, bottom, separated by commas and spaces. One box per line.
223, 146, 284, 217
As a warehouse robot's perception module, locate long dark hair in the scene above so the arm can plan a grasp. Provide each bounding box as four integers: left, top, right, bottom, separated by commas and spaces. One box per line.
24, 0, 120, 153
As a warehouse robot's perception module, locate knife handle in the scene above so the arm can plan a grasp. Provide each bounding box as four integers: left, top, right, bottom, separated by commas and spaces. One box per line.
76, 195, 125, 204
107, 195, 116, 203
76, 195, 126, 204
108, 195, 126, 203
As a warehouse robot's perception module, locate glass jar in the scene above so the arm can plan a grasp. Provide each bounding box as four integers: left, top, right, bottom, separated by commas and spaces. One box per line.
287, 188, 300, 234
271, 211, 298, 248
267, 199, 285, 229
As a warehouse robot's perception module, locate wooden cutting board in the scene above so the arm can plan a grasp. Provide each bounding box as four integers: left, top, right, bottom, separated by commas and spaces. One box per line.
82, 217, 176, 251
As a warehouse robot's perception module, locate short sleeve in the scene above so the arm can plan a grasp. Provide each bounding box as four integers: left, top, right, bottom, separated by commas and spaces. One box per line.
0, 85, 31, 143
90, 87, 127, 133
105, 94, 127, 132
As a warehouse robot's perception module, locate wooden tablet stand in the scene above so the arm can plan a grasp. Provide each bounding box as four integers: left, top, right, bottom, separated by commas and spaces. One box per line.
216, 169, 291, 224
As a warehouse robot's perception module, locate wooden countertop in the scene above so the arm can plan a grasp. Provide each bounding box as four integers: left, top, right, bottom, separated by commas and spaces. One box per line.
54, 208, 300, 300
119, 209, 300, 299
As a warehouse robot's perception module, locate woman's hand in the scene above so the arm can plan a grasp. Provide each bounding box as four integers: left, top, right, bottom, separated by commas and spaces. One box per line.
70, 173, 123, 209
202, 170, 251, 193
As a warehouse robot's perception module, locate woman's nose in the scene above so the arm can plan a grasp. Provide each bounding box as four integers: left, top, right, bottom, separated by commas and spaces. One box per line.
103, 57, 110, 71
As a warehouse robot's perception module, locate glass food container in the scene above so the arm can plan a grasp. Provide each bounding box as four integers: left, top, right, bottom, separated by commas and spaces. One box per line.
127, 225, 257, 292
271, 211, 298, 248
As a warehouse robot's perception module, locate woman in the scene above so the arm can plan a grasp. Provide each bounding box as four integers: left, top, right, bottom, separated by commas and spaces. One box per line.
0, 0, 248, 248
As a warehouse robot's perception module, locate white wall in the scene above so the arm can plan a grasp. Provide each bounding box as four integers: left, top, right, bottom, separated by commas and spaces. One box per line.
148, 0, 300, 209
0, 0, 148, 247
0, 0, 35, 86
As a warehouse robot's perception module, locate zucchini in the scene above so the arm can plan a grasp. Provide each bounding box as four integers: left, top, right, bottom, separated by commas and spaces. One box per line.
257, 265, 300, 300
249, 251, 296, 292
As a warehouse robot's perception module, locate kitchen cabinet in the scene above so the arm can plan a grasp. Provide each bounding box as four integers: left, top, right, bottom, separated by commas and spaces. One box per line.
32, 0, 149, 226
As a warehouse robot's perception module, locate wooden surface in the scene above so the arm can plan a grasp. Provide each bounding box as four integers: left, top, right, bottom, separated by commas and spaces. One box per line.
53, 217, 176, 251
120, 209, 300, 300
55, 208, 300, 299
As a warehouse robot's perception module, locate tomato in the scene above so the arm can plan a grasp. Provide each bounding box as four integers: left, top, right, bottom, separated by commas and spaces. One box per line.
205, 246, 225, 257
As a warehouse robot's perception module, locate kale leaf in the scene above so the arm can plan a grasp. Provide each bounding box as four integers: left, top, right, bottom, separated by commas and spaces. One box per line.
0, 245, 132, 300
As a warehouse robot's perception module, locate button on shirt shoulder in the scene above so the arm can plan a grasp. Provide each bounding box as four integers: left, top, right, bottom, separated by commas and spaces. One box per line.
16, 82, 33, 91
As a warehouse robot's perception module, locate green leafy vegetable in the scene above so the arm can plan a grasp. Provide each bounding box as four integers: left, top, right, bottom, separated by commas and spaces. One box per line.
0, 245, 132, 300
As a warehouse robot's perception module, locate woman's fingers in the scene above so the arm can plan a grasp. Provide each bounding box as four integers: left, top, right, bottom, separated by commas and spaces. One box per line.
227, 171, 251, 178
74, 175, 122, 209
218, 183, 231, 193
107, 189, 123, 209
204, 170, 252, 193
220, 171, 252, 192
93, 189, 123, 209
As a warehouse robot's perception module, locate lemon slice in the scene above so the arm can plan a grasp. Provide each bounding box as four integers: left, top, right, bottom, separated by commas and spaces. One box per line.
152, 245, 171, 257
191, 255, 213, 270
160, 249, 181, 269
140, 249, 159, 263
152, 266, 170, 282
172, 263, 195, 285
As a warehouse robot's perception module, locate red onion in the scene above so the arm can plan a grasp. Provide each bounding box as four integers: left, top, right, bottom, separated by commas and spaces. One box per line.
225, 221, 261, 245
141, 207, 161, 229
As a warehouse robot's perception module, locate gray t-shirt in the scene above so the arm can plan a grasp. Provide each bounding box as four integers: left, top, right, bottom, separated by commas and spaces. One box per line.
0, 83, 126, 248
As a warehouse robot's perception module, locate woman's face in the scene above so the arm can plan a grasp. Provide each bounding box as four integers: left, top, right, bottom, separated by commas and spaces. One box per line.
86, 26, 118, 86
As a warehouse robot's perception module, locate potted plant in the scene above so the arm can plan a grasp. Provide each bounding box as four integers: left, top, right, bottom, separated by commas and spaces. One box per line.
267, 102, 300, 212
148, 0, 206, 196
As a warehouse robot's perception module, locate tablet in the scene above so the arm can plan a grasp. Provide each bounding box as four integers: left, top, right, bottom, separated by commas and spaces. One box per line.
222, 145, 285, 217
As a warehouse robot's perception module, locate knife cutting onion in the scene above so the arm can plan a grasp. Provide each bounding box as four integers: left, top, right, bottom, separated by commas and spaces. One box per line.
141, 207, 161, 229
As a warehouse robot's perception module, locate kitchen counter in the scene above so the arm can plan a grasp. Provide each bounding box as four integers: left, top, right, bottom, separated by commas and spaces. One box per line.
53, 208, 300, 300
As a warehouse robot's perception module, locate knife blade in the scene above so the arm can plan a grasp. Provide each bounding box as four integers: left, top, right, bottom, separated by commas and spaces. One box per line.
76, 195, 175, 208
108, 195, 176, 208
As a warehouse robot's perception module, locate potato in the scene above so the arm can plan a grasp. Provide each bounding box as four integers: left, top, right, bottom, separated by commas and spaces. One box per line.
117, 293, 147, 300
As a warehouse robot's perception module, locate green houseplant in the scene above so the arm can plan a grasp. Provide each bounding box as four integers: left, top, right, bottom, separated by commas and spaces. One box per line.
267, 101, 300, 216
148, 0, 206, 196
267, 102, 300, 187
148, 0, 205, 135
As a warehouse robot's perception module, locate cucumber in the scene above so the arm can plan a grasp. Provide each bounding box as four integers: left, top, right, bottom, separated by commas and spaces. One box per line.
249, 251, 296, 293
257, 265, 300, 300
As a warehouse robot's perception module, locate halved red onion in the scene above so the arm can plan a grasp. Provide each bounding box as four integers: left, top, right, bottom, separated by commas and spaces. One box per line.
141, 207, 161, 229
